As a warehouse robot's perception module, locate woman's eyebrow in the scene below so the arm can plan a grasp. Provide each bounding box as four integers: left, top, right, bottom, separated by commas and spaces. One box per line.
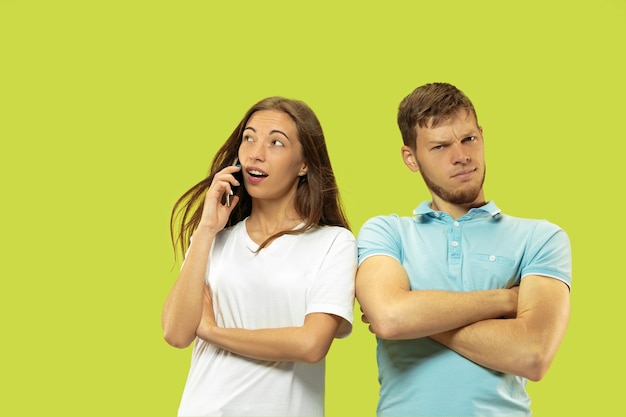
270, 129, 290, 140
244, 126, 290, 140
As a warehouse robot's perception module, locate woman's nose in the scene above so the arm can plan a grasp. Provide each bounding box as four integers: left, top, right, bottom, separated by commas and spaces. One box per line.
247, 142, 265, 162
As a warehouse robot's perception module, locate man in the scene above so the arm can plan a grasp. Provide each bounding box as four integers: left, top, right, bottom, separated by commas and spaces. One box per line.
356, 82, 571, 416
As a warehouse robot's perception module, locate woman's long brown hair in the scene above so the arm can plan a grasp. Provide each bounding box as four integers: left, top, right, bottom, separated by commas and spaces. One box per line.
170, 96, 350, 259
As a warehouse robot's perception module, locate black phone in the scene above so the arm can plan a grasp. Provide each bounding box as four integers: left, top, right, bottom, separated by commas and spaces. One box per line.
226, 157, 242, 207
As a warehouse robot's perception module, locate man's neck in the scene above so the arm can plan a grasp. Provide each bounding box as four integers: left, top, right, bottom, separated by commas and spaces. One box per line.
430, 200, 487, 220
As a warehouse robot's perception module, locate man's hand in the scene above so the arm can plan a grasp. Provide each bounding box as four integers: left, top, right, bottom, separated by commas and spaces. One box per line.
360, 305, 373, 332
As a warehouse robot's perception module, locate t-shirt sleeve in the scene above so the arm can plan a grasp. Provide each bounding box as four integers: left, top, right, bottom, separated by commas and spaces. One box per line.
357, 215, 403, 266
521, 220, 572, 289
305, 228, 357, 339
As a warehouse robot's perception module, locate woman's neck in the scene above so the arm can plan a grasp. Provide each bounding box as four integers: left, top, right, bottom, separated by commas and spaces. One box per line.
246, 199, 303, 243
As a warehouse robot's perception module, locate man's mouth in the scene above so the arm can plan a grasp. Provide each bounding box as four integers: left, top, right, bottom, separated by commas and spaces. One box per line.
452, 168, 476, 179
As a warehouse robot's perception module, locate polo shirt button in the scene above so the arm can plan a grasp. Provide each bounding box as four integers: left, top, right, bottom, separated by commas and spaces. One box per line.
454, 221, 460, 227
451, 241, 459, 247
489, 255, 496, 261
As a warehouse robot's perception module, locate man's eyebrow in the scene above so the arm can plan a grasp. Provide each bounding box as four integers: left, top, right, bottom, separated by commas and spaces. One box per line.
426, 137, 451, 145
426, 131, 478, 144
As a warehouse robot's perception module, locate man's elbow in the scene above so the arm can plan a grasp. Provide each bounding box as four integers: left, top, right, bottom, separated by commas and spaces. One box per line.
522, 365, 549, 382
519, 349, 554, 381
369, 323, 407, 340
367, 308, 411, 340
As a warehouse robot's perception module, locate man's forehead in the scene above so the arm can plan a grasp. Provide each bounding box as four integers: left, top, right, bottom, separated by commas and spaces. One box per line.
423, 108, 476, 130
416, 112, 479, 145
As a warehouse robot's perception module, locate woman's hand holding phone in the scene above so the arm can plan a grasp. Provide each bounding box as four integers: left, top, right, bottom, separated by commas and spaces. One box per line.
197, 158, 242, 234
226, 158, 243, 207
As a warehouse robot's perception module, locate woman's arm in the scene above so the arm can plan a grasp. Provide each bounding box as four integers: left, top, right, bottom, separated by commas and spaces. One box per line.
196, 285, 343, 363
161, 228, 216, 348
161, 166, 241, 348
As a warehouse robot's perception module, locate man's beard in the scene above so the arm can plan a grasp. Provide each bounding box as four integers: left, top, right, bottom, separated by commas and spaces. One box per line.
419, 165, 486, 205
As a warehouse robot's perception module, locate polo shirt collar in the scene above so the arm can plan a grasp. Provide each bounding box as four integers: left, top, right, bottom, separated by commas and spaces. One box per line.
413, 200, 501, 219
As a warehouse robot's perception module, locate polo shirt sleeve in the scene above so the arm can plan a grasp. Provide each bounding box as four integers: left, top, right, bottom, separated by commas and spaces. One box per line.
521, 220, 572, 289
357, 215, 403, 266
306, 227, 357, 339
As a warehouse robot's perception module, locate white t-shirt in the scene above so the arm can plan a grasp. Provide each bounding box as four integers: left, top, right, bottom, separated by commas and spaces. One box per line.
177, 219, 356, 417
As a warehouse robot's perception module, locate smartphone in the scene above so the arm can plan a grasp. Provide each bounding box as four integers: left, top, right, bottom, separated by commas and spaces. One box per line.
226, 157, 242, 207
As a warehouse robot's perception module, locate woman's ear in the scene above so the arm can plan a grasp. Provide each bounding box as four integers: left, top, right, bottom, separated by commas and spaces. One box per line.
401, 146, 419, 172
298, 162, 308, 177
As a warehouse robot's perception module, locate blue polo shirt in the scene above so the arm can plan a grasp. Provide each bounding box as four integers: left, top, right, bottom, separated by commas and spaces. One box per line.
357, 201, 572, 417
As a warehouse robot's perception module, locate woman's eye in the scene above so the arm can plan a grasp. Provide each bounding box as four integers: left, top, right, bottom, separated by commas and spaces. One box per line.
272, 139, 284, 147
243, 135, 253, 142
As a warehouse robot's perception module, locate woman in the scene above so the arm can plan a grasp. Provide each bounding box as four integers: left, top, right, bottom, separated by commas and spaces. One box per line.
162, 97, 356, 416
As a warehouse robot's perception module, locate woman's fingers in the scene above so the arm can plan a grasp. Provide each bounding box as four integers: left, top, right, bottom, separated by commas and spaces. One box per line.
197, 166, 242, 231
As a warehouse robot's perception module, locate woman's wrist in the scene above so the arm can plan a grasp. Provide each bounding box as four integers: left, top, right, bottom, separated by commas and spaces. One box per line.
192, 224, 220, 241
197, 320, 218, 343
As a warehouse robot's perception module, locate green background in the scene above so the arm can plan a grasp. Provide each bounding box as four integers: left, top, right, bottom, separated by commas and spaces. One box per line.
1, 1, 623, 415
